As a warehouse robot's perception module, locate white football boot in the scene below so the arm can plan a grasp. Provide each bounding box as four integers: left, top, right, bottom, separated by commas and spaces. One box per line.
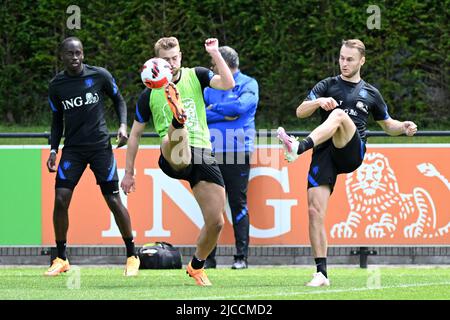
305, 272, 331, 287
276, 127, 299, 163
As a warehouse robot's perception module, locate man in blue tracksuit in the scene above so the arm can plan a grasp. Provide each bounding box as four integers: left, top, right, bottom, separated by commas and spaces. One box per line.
203, 46, 259, 269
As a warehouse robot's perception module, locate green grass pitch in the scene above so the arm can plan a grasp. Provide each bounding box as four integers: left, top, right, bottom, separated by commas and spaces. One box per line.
0, 266, 448, 300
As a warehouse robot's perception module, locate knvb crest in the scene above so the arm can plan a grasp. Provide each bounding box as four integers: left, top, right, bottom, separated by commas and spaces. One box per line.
84, 78, 94, 88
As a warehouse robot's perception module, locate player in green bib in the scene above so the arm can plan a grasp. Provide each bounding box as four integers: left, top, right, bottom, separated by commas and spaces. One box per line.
121, 37, 235, 286
148, 66, 211, 149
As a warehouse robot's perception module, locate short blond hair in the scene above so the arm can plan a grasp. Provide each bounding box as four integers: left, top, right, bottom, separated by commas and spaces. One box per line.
342, 39, 365, 57
154, 37, 179, 56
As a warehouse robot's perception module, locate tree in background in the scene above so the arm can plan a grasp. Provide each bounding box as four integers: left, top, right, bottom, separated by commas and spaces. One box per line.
0, 0, 448, 129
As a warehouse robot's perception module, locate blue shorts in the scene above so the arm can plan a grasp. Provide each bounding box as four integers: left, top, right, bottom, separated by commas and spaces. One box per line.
55, 144, 119, 194
307, 130, 366, 191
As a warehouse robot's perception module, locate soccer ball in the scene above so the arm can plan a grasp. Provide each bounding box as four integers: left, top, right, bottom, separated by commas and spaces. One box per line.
140, 58, 173, 89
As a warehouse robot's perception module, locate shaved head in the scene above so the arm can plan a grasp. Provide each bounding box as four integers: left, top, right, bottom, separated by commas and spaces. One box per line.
59, 37, 83, 54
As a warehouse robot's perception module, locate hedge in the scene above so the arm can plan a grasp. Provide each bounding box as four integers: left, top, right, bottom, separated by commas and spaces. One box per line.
0, 0, 448, 129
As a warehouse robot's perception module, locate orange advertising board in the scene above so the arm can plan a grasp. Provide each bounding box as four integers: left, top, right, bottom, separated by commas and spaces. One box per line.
41, 145, 450, 246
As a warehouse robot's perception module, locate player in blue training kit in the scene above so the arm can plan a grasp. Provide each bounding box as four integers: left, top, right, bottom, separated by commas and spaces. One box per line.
45, 37, 139, 276
203, 46, 259, 269
277, 39, 417, 286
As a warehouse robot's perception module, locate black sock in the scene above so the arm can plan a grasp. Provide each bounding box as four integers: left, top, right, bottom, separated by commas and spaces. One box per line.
56, 240, 67, 260
315, 257, 328, 278
297, 136, 314, 155
172, 117, 184, 129
123, 237, 136, 258
191, 255, 205, 269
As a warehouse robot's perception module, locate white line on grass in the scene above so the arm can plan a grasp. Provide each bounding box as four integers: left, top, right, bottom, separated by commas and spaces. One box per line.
195, 281, 450, 300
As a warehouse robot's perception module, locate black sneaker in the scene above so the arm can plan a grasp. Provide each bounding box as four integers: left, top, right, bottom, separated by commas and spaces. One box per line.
231, 258, 248, 269
204, 257, 217, 269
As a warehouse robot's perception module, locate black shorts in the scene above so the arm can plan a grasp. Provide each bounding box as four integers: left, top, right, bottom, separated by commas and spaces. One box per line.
307, 130, 366, 191
158, 147, 225, 189
55, 144, 119, 194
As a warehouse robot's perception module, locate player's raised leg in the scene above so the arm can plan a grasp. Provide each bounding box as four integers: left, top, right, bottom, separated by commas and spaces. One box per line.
161, 84, 191, 171
278, 108, 357, 162
309, 108, 356, 148
161, 126, 191, 171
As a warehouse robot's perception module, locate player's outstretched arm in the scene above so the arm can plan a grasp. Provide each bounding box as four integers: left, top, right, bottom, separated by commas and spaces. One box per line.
377, 118, 418, 136
205, 38, 235, 90
121, 120, 146, 195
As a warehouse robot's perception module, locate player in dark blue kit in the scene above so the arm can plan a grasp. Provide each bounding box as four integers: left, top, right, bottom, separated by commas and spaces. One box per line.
277, 39, 417, 286
45, 37, 140, 276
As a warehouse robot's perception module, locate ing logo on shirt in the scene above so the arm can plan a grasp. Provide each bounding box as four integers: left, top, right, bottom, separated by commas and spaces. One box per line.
344, 108, 358, 117
61, 92, 99, 110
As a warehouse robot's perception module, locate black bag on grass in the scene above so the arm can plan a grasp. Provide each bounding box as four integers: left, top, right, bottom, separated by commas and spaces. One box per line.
138, 242, 182, 269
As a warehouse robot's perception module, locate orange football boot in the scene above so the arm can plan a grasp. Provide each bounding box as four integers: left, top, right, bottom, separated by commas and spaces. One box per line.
164, 82, 187, 124
186, 262, 212, 286
44, 257, 70, 276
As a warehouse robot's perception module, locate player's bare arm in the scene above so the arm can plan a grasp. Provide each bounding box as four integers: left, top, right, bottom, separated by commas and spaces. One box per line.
377, 118, 418, 136
121, 120, 146, 194
297, 97, 338, 118
206, 38, 235, 90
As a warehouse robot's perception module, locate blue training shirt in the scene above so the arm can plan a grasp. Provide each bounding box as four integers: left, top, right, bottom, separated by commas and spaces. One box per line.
204, 71, 259, 153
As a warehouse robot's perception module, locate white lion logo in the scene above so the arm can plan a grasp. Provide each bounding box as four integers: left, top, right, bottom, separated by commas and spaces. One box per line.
85, 92, 99, 104
331, 152, 450, 239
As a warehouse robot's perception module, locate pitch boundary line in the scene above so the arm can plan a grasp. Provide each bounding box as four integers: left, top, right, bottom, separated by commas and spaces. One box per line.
195, 281, 450, 300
